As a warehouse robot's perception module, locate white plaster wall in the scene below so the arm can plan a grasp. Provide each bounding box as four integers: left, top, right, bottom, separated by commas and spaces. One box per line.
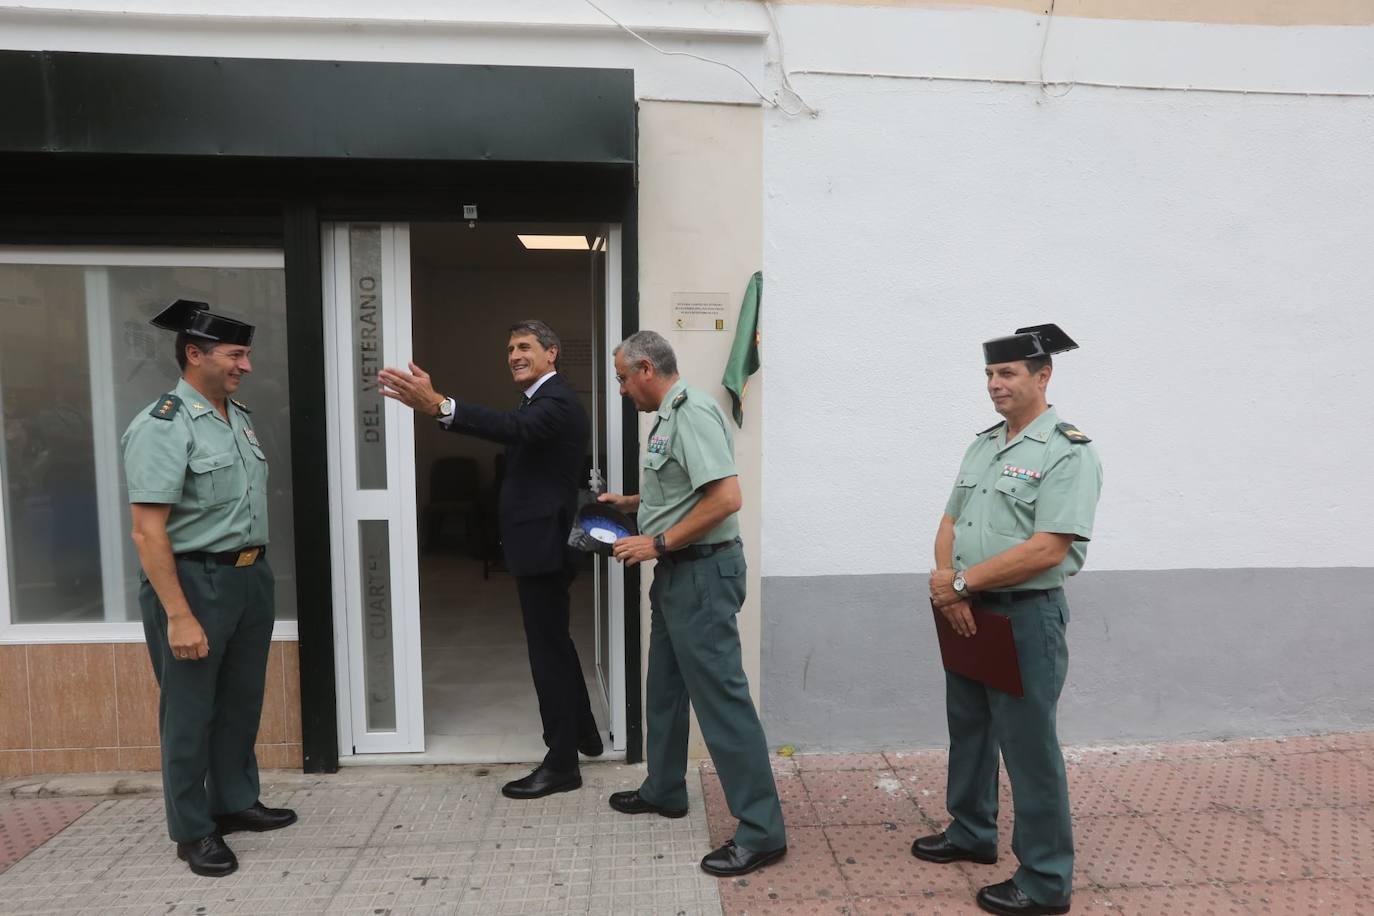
760, 7, 1374, 576
769, 4, 1374, 95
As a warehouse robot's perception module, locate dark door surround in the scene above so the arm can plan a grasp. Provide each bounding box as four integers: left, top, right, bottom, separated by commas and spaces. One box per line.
0, 51, 644, 773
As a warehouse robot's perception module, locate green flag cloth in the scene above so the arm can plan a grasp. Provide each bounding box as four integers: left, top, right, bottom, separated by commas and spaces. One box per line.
722, 271, 762, 428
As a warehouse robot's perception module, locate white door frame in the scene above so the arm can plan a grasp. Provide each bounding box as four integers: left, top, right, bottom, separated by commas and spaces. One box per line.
322, 221, 626, 761
600, 225, 628, 752
322, 223, 425, 754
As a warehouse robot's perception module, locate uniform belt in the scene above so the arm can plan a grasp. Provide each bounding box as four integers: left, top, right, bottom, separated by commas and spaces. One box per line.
661, 537, 740, 565
974, 586, 1061, 604
177, 546, 267, 567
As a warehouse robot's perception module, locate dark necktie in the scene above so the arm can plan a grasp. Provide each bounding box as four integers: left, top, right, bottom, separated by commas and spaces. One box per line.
519, 395, 530, 411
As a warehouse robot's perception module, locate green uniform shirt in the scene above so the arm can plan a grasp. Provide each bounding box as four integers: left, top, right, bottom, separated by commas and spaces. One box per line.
121, 377, 270, 553
944, 406, 1102, 591
637, 379, 740, 544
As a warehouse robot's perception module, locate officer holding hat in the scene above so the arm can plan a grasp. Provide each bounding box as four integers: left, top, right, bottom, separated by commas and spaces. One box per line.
913, 325, 1103, 915
597, 330, 787, 878
121, 300, 296, 877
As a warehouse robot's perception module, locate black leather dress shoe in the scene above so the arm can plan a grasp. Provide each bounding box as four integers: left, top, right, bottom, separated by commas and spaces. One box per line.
176, 833, 238, 877
607, 790, 688, 818
699, 839, 788, 877
501, 765, 582, 799
911, 831, 998, 865
578, 735, 605, 757
215, 801, 298, 835
976, 879, 1070, 915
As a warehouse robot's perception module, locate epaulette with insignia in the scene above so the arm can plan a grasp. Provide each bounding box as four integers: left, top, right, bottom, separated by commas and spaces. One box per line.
978, 421, 1005, 436
1056, 422, 1091, 443
231, 399, 252, 413
149, 393, 182, 420
670, 391, 688, 410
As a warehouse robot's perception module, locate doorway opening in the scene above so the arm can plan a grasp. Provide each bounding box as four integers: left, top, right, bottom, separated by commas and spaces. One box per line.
410, 221, 619, 762
323, 220, 627, 764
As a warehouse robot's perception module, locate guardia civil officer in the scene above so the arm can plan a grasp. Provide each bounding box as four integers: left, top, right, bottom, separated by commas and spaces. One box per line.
598, 330, 787, 878
122, 300, 296, 878
914, 325, 1102, 915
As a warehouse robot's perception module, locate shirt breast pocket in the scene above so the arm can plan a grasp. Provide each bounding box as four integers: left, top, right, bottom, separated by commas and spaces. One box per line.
949, 474, 978, 517
188, 451, 242, 507
991, 475, 1039, 537
640, 451, 670, 505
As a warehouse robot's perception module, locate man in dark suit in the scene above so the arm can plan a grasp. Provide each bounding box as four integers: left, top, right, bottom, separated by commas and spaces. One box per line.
378, 319, 602, 798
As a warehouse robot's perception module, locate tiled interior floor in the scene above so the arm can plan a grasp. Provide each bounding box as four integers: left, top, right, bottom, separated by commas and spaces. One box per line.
700, 734, 1374, 915
414, 553, 609, 763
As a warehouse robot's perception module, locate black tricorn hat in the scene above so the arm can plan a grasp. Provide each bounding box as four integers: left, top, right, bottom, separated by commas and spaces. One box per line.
150, 299, 255, 347
567, 501, 638, 557
982, 324, 1077, 365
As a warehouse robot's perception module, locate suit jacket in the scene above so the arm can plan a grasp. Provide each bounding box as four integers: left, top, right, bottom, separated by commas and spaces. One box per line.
444, 372, 589, 577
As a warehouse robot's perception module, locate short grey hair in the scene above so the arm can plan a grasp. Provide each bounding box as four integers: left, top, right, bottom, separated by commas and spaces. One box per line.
615, 330, 678, 377
508, 319, 561, 365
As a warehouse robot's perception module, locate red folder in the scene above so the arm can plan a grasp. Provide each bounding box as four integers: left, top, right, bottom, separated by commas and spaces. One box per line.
930, 600, 1024, 698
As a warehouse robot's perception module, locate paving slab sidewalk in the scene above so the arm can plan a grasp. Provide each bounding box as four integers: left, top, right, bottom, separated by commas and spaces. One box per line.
701, 732, 1374, 915
2, 732, 1372, 915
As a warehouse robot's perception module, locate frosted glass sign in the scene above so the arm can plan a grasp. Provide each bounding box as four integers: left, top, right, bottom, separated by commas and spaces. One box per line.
350, 225, 387, 490
359, 519, 396, 731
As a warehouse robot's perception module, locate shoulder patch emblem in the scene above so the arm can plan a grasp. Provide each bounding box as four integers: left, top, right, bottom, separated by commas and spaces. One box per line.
670, 391, 688, 409
1056, 422, 1091, 443
231, 398, 252, 413
149, 393, 182, 420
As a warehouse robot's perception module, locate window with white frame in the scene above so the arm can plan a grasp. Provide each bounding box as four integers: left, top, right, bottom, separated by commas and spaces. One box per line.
0, 248, 298, 641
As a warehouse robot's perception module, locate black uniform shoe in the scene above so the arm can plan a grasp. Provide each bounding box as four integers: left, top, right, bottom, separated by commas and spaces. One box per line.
699, 839, 788, 877
976, 879, 1070, 915
501, 765, 582, 799
176, 833, 238, 877
911, 831, 998, 865
578, 735, 605, 757
215, 801, 298, 835
608, 790, 688, 818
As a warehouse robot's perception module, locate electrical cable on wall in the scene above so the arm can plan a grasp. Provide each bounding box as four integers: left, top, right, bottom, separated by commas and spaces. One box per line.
1037, 0, 1075, 98
763, 1, 820, 116
579, 0, 817, 117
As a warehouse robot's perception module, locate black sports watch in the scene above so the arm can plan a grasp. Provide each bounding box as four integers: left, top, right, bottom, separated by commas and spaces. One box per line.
653, 533, 667, 556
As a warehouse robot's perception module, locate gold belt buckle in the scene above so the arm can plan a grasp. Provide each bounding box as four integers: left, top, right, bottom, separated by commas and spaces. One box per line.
234, 547, 261, 568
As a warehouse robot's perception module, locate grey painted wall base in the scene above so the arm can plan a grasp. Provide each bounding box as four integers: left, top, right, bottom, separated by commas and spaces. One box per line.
760, 568, 1374, 753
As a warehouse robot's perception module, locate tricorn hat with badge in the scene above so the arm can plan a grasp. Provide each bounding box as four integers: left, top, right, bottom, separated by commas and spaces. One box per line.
150, 299, 255, 347
567, 501, 638, 557
982, 323, 1078, 365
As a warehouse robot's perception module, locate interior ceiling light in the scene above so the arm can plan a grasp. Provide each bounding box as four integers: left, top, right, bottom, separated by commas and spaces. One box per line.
517, 234, 591, 250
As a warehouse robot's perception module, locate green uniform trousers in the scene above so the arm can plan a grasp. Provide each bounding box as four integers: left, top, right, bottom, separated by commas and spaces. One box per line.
944, 587, 1073, 907
139, 556, 275, 843
638, 540, 786, 852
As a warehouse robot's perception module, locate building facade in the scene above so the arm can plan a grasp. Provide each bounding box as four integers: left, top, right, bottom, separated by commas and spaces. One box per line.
0, 0, 1371, 778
